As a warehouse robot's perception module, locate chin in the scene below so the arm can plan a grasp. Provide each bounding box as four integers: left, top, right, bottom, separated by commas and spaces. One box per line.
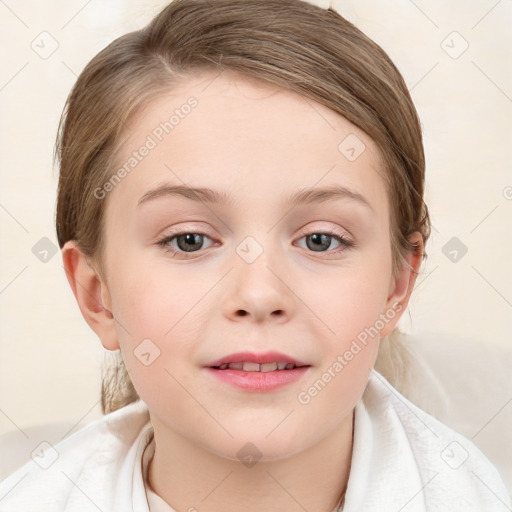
204, 432, 308, 465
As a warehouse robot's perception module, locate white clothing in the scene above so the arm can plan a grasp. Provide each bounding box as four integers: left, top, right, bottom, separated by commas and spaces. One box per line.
0, 370, 509, 511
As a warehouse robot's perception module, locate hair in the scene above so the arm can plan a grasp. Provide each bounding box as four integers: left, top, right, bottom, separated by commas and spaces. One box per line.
54, 0, 431, 414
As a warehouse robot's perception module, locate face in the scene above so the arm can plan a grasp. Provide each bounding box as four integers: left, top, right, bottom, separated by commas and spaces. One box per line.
95, 70, 408, 461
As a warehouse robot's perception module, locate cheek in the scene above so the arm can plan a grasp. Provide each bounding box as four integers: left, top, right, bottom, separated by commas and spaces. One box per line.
106, 259, 210, 387
110, 276, 204, 429
311, 274, 385, 372
301, 246, 393, 388
294, 267, 389, 431
110, 256, 207, 335
308, 262, 392, 343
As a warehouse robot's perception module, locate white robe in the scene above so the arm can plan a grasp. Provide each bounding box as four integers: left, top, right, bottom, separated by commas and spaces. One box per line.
0, 370, 509, 511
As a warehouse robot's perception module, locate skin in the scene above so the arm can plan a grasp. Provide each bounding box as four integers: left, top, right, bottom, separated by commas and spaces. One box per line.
62, 69, 423, 512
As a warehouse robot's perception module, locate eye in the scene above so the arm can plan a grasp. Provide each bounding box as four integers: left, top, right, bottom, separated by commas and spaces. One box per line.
156, 228, 354, 258
156, 231, 215, 257
296, 230, 354, 254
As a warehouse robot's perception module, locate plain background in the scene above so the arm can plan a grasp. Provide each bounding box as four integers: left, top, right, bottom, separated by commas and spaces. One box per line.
0, 0, 511, 476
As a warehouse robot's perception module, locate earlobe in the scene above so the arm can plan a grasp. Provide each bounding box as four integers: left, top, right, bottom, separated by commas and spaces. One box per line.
380, 232, 424, 338
61, 241, 119, 351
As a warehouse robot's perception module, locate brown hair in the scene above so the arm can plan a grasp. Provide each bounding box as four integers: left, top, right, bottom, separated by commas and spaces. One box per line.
55, 0, 431, 414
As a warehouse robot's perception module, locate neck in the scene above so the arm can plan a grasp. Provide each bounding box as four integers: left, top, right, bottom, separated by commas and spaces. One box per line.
147, 412, 353, 512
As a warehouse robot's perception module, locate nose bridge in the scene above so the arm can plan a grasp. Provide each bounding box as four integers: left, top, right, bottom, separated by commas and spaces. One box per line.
223, 233, 293, 322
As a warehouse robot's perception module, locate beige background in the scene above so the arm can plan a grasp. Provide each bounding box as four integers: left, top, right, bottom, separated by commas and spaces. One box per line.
0, 0, 511, 485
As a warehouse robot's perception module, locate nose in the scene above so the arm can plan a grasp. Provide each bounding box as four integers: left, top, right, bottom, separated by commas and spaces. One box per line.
222, 248, 295, 324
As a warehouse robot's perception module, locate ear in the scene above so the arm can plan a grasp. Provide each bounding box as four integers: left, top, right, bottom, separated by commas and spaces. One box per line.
61, 240, 119, 351
379, 232, 424, 338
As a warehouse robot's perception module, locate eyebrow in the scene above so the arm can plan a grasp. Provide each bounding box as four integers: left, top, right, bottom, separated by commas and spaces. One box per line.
137, 183, 373, 212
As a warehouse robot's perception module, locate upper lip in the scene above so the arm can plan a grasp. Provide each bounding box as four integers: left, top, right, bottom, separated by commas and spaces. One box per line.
204, 351, 310, 368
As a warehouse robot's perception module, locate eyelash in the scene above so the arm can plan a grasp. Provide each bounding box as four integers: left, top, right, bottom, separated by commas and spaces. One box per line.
156, 228, 355, 258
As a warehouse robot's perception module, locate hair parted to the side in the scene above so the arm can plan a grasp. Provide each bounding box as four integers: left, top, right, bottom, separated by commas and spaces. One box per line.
54, 0, 431, 414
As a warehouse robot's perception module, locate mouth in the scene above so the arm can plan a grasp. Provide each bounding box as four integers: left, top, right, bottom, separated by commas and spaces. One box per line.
209, 361, 309, 372
203, 351, 312, 392
204, 350, 311, 371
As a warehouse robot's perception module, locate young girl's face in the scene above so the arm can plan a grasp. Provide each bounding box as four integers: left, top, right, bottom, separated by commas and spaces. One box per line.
96, 70, 415, 461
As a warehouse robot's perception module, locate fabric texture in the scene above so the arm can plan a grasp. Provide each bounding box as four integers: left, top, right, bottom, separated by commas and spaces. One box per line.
0, 370, 509, 511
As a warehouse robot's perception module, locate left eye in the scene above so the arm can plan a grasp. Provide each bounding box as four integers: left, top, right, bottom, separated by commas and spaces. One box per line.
296, 232, 353, 253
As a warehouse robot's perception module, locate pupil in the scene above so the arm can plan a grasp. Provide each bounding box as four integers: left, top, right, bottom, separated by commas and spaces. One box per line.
307, 233, 330, 251
178, 233, 203, 252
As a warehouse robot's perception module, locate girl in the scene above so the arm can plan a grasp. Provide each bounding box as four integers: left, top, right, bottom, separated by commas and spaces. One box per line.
0, 0, 509, 510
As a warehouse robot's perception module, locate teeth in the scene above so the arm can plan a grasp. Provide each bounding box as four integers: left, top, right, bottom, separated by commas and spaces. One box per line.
260, 362, 278, 372
215, 361, 298, 371
242, 362, 261, 372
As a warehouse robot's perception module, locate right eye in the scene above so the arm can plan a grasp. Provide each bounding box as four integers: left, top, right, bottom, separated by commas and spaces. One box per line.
156, 231, 215, 257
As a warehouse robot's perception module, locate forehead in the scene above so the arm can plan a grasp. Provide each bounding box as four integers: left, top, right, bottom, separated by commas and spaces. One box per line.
105, 69, 388, 217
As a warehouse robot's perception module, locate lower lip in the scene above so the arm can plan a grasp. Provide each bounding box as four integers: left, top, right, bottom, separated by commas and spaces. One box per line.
204, 366, 311, 392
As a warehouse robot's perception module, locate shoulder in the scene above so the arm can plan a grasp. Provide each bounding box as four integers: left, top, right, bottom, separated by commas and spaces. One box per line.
363, 370, 511, 510
0, 400, 152, 511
